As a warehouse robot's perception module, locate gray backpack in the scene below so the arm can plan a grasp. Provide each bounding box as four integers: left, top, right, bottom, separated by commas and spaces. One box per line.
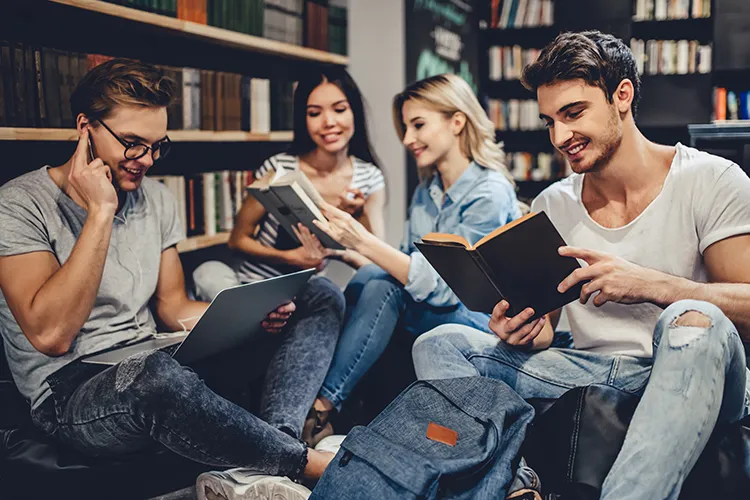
310, 376, 536, 499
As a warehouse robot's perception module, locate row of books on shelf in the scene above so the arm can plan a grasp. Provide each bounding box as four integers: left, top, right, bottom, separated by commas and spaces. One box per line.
713, 88, 750, 122
263, 0, 303, 45
151, 171, 252, 238
103, 0, 347, 55
489, 99, 543, 131
508, 152, 568, 182
488, 46, 539, 82
0, 40, 293, 132
171, 69, 288, 133
629, 39, 711, 76
490, 0, 554, 29
0, 42, 107, 128
632, 0, 710, 21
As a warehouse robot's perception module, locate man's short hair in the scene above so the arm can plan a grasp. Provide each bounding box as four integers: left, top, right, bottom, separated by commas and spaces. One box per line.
70, 58, 176, 121
522, 31, 641, 117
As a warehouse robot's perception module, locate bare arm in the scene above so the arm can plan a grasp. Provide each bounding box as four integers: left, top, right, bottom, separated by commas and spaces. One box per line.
557, 235, 750, 342
229, 196, 297, 265
359, 189, 386, 241
152, 246, 209, 332
314, 202, 411, 284
229, 195, 325, 269
0, 128, 118, 356
0, 211, 114, 356
657, 235, 750, 340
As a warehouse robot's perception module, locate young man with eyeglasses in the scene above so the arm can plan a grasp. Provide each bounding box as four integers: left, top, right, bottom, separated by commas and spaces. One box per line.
0, 59, 343, 499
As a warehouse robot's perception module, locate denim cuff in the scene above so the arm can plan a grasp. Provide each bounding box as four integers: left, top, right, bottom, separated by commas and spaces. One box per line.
288, 445, 308, 482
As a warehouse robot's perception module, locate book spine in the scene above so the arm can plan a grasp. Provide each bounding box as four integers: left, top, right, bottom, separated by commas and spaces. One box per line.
468, 250, 507, 309
33, 47, 47, 127
12, 42, 27, 127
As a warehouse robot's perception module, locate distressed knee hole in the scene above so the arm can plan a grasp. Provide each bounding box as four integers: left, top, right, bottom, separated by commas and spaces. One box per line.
114, 350, 151, 392
667, 310, 712, 349
672, 310, 712, 329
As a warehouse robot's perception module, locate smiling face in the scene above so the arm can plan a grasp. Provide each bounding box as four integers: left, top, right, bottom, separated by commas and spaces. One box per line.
538, 79, 624, 174
400, 99, 461, 169
88, 105, 168, 192
305, 82, 355, 155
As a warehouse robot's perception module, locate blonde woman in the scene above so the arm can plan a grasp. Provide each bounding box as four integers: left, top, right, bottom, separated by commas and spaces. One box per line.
307, 73, 522, 434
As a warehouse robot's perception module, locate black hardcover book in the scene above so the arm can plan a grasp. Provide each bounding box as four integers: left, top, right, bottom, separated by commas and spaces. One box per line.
415, 211, 584, 319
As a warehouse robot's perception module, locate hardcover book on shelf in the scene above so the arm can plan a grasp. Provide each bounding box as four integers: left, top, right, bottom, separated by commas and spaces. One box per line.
414, 211, 583, 318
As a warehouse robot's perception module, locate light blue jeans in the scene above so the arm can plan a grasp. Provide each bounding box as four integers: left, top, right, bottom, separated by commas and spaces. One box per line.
320, 264, 492, 410
413, 299, 750, 500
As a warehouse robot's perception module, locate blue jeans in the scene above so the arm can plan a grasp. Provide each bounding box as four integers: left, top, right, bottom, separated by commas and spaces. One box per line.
31, 277, 345, 479
413, 299, 750, 500
319, 264, 491, 410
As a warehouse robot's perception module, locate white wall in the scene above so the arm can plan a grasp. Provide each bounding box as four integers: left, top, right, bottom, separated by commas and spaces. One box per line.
348, 0, 407, 248
324, 0, 408, 286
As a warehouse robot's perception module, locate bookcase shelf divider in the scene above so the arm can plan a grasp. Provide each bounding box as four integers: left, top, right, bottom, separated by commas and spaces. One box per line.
47, 0, 348, 65
0, 128, 294, 143
176, 232, 231, 254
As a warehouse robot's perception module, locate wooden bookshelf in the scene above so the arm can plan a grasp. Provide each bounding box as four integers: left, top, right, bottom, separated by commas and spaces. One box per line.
176, 232, 230, 253
0, 128, 294, 142
46, 0, 348, 65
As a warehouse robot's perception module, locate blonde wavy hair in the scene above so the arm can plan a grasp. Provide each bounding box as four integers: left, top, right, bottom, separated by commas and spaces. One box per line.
392, 73, 513, 184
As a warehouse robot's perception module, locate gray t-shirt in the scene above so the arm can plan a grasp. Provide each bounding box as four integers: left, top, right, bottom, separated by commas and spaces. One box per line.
0, 166, 184, 408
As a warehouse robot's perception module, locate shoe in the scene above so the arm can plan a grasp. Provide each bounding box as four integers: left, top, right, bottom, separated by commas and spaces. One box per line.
196, 470, 311, 500
313, 434, 346, 456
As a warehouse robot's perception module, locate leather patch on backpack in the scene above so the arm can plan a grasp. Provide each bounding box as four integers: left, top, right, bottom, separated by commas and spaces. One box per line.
426, 422, 458, 446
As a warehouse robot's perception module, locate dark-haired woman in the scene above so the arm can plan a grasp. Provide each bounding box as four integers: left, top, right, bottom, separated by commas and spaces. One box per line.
191, 68, 384, 446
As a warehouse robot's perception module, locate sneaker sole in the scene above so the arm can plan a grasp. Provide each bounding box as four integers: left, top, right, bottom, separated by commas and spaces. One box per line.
196, 473, 310, 500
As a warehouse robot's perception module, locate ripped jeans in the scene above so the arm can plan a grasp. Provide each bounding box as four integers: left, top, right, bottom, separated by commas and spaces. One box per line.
413, 300, 750, 500
30, 277, 345, 480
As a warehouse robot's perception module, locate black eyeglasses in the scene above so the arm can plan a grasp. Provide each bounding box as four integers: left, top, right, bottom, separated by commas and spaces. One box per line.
97, 119, 171, 161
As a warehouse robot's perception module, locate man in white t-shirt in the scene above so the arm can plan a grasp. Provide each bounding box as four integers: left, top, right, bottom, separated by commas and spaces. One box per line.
412, 31, 750, 499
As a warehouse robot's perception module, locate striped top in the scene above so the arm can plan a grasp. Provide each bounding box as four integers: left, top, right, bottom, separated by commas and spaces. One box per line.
235, 152, 386, 282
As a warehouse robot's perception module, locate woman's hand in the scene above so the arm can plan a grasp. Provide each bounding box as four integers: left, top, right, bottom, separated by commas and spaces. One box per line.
286, 224, 327, 271
338, 188, 366, 217
314, 201, 374, 252
325, 249, 372, 269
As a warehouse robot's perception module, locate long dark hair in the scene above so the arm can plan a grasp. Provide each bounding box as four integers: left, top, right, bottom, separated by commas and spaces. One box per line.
289, 67, 381, 168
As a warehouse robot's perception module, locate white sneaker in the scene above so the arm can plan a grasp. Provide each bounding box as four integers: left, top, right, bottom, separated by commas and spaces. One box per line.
313, 434, 346, 456
196, 469, 311, 500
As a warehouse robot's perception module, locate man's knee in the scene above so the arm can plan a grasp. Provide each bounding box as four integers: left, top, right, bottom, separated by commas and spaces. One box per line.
115, 351, 189, 398
658, 300, 733, 349
412, 325, 481, 365
673, 310, 712, 328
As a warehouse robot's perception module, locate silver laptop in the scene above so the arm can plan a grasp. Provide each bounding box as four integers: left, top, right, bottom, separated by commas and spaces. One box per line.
81, 268, 316, 366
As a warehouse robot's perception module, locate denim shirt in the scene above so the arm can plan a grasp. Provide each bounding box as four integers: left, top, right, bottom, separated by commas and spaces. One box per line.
401, 162, 521, 308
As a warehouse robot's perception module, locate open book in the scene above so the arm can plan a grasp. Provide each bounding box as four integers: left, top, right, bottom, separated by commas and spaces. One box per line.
247, 168, 344, 250
414, 211, 584, 318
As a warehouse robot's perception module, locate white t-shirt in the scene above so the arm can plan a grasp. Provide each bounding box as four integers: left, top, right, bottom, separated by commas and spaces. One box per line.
531, 143, 750, 358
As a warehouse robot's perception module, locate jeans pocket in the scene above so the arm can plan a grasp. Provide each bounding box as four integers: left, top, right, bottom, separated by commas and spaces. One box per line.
611, 356, 652, 395
44, 360, 106, 424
